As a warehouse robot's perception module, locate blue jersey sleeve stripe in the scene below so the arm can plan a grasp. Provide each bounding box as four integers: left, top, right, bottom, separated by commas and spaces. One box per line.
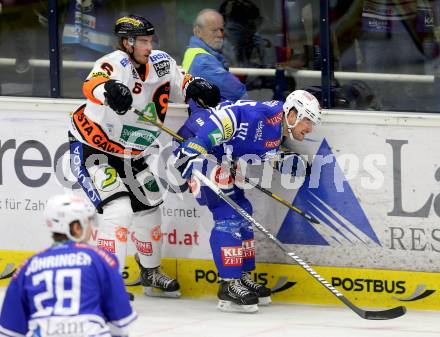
0, 326, 26, 337
209, 114, 225, 138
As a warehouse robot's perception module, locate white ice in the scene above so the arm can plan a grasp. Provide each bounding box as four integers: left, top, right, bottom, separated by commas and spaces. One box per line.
2, 289, 438, 337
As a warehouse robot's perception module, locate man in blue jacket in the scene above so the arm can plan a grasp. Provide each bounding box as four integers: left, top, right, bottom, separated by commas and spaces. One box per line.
182, 9, 247, 101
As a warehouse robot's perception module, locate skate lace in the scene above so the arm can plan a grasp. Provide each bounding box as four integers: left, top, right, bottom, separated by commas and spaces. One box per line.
230, 279, 252, 297
241, 273, 262, 290
149, 269, 173, 287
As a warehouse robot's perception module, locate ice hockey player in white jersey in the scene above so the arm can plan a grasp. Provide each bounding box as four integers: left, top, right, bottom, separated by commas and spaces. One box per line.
68, 15, 220, 299
0, 194, 137, 337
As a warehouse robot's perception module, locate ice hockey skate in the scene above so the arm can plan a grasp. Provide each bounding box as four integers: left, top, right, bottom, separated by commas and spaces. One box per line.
217, 279, 259, 313
135, 254, 181, 298
241, 272, 272, 305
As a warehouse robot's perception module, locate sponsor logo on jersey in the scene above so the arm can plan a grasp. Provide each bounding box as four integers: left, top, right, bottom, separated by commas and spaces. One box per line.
266, 110, 283, 126
120, 57, 129, 67
72, 107, 141, 156
120, 125, 159, 147
242, 239, 255, 258
254, 120, 264, 142
153, 60, 170, 77
97, 239, 116, 253
221, 117, 234, 139
195, 117, 204, 126
262, 100, 279, 107
116, 227, 128, 242
208, 129, 223, 146
90, 71, 109, 79
70, 143, 102, 206
137, 103, 158, 123
94, 166, 120, 192
233, 122, 248, 141
264, 139, 281, 148
221, 246, 243, 266
151, 225, 162, 241
131, 232, 153, 255
277, 138, 380, 246
150, 52, 171, 62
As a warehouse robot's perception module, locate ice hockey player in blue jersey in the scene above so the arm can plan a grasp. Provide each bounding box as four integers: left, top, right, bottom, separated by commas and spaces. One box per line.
174, 90, 321, 313
0, 194, 137, 337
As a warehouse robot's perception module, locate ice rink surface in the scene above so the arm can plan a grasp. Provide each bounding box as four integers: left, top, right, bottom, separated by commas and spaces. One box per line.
1, 289, 438, 337
127, 297, 440, 337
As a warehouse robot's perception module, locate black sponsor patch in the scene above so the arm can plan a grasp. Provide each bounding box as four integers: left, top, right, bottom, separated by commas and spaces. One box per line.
153, 60, 170, 77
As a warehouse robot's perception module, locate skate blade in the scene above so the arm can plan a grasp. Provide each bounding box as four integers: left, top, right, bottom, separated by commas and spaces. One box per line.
143, 286, 181, 298
217, 300, 258, 313
258, 296, 272, 306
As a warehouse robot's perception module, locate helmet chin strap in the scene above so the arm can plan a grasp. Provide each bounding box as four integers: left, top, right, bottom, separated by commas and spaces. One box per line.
127, 37, 142, 65
285, 110, 300, 141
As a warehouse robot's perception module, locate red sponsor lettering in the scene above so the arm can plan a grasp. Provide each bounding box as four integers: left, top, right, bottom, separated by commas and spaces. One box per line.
97, 239, 115, 253
264, 139, 281, 149
131, 232, 153, 255
266, 110, 283, 126
221, 246, 243, 266
242, 239, 255, 259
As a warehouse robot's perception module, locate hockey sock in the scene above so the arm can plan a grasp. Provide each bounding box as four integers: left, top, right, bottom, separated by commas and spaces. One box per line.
131, 207, 162, 268
99, 197, 133, 274
210, 219, 243, 279
240, 220, 255, 272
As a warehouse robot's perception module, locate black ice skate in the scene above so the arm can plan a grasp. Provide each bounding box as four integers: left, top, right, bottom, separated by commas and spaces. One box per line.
135, 254, 181, 298
217, 279, 259, 313
241, 272, 272, 305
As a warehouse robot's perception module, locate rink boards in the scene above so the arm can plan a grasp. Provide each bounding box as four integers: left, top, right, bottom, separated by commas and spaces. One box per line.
1, 97, 440, 310
0, 252, 439, 311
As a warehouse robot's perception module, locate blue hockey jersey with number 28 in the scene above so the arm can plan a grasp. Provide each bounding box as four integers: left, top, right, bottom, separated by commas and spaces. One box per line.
0, 241, 136, 337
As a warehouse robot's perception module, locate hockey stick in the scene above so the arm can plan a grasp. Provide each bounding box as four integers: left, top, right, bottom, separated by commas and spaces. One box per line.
131, 108, 319, 224
190, 168, 406, 320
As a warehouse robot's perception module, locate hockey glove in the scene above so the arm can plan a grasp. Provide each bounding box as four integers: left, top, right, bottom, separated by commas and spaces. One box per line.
104, 80, 133, 115
184, 77, 221, 108
272, 152, 310, 176
173, 138, 208, 180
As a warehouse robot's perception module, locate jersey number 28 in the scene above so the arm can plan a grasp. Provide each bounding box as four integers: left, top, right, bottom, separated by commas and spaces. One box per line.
32, 268, 81, 317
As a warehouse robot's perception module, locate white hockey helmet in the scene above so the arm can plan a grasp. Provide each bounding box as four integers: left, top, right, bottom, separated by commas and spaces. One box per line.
283, 90, 321, 138
44, 194, 96, 242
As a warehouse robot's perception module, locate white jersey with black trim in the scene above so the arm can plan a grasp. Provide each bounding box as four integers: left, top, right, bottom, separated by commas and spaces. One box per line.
69, 49, 189, 157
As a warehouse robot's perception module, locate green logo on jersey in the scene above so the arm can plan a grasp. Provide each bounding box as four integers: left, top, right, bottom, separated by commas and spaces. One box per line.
137, 102, 158, 123
121, 125, 159, 146
208, 128, 223, 146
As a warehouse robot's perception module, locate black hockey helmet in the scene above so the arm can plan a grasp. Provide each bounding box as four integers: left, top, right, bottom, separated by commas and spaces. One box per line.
114, 15, 155, 37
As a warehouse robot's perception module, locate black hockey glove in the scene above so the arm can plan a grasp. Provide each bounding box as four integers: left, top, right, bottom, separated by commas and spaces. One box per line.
104, 80, 133, 115
185, 77, 221, 108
